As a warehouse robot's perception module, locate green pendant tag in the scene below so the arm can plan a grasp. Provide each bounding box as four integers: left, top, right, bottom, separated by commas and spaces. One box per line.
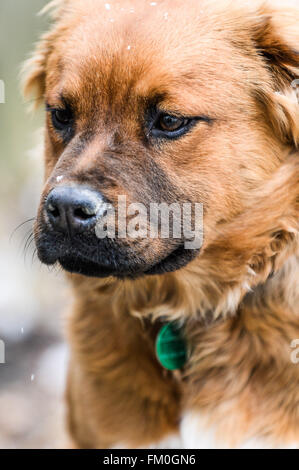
155, 322, 187, 371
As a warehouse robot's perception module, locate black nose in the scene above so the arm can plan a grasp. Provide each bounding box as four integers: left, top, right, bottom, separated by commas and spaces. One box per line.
45, 186, 104, 233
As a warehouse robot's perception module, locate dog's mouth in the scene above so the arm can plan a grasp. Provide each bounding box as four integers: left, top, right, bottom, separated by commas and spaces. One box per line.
58, 255, 118, 278
59, 245, 199, 278
36, 233, 200, 279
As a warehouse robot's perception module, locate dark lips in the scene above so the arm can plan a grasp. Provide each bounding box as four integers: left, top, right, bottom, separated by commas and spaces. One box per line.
58, 255, 116, 278
36, 232, 200, 279
57, 245, 200, 279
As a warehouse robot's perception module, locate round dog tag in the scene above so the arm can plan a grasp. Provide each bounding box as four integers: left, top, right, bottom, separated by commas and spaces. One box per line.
156, 323, 187, 371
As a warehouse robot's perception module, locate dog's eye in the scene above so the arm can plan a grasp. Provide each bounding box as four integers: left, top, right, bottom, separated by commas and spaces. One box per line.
46, 103, 75, 142
150, 111, 199, 140
149, 106, 213, 140
157, 114, 188, 132
51, 108, 73, 130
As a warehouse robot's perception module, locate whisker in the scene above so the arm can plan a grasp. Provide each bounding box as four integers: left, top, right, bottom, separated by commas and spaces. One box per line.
20, 228, 34, 256
19, 228, 31, 253
23, 232, 35, 263
10, 218, 35, 243
31, 248, 38, 266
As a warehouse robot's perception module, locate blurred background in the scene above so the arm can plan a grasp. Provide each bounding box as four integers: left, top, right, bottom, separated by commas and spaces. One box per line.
0, 0, 69, 448
1, 0, 296, 452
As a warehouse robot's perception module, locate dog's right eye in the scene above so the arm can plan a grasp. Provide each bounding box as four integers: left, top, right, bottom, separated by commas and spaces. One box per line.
50, 108, 73, 131
46, 103, 74, 135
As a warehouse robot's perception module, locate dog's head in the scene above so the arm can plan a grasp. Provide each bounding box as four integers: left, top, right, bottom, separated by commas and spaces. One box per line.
24, 0, 299, 287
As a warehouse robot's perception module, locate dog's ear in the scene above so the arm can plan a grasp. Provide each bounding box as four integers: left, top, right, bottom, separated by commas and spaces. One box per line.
253, 4, 299, 146
22, 0, 67, 108
22, 32, 53, 108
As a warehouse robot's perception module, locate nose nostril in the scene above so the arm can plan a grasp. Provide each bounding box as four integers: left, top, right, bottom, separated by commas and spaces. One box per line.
48, 203, 60, 218
46, 186, 102, 232
74, 207, 96, 221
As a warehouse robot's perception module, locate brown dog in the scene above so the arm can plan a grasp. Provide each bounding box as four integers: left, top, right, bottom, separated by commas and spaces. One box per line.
24, 0, 299, 448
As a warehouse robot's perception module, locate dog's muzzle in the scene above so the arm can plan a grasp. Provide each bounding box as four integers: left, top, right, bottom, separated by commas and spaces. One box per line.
45, 186, 106, 234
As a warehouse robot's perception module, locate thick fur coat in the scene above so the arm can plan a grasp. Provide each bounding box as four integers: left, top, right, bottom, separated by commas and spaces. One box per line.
24, 0, 299, 448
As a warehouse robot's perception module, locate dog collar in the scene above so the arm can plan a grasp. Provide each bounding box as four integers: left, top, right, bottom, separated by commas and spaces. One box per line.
155, 322, 187, 371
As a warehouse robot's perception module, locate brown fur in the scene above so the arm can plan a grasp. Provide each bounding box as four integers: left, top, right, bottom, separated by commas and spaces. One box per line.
24, 0, 299, 448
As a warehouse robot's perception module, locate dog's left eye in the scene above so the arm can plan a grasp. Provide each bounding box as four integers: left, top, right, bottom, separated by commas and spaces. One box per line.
157, 114, 189, 132
149, 107, 213, 140
152, 112, 191, 137
149, 111, 200, 140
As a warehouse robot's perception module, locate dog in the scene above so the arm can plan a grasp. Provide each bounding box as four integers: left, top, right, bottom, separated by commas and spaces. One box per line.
23, 0, 299, 448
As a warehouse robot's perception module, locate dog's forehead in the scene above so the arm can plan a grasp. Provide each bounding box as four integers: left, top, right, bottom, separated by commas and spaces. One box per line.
46, 0, 257, 116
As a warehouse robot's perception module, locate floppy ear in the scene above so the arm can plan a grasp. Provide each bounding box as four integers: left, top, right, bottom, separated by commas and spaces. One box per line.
22, 32, 53, 108
253, 4, 299, 147
22, 0, 66, 108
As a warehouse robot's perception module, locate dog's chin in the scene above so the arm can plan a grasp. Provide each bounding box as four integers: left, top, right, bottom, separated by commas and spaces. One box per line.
37, 243, 200, 279
58, 255, 116, 278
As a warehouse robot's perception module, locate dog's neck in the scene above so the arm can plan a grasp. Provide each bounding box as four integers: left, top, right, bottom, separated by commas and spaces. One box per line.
182, 254, 299, 446
69, 252, 299, 446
